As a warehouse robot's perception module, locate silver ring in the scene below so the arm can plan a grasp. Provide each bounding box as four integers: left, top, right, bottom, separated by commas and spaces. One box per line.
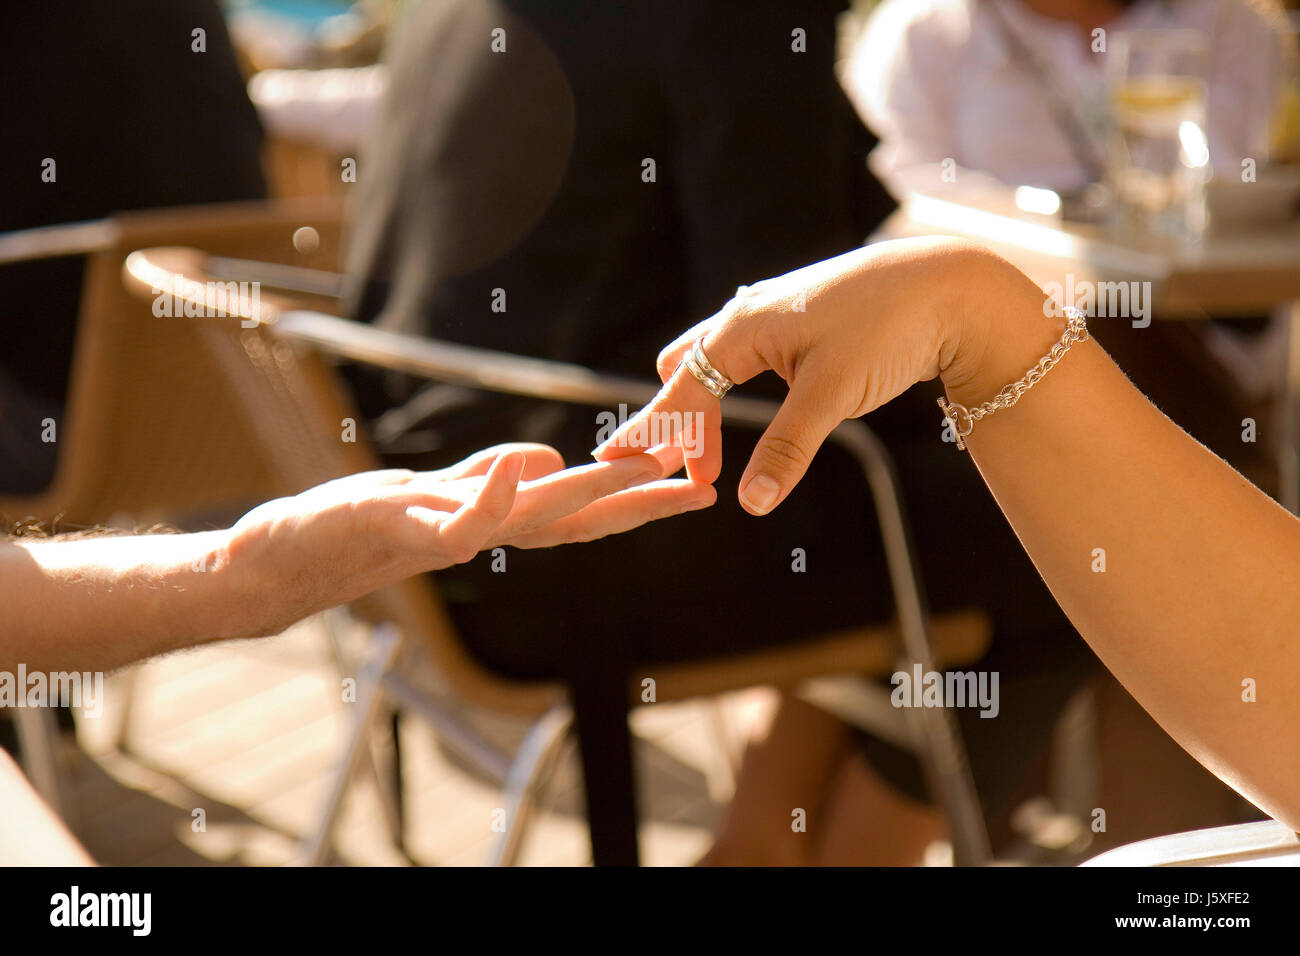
683, 338, 733, 399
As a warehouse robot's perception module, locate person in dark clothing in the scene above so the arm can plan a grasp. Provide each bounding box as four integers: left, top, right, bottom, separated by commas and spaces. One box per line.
0, 0, 267, 494
343, 0, 1092, 864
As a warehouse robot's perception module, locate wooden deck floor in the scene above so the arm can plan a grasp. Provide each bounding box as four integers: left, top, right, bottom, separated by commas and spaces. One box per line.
56, 616, 775, 866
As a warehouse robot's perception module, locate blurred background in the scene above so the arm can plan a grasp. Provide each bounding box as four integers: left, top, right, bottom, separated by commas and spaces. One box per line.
3, 0, 1299, 867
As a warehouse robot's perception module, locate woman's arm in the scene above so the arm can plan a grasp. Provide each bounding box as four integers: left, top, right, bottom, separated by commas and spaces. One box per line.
2, 443, 713, 673
945, 254, 1300, 832
596, 238, 1300, 829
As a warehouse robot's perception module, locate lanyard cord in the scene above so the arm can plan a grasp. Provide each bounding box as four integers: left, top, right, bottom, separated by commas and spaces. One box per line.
983, 0, 1109, 185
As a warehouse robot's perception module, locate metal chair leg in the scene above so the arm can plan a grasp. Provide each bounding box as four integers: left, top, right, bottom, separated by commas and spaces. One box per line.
486, 701, 573, 867
830, 421, 992, 865
382, 708, 408, 857
1051, 685, 1100, 821
298, 623, 403, 866
320, 608, 407, 857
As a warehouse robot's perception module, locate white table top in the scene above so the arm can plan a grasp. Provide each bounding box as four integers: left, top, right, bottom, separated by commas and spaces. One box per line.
875, 191, 1300, 316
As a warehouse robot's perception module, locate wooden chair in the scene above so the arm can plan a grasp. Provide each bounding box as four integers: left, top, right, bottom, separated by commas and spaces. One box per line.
116, 243, 996, 865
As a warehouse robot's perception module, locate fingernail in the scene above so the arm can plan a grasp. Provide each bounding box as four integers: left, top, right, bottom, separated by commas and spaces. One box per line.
739, 474, 780, 515
679, 497, 713, 514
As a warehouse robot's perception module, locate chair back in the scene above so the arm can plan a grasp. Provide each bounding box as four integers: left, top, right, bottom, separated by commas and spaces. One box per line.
0, 199, 344, 529
117, 241, 562, 715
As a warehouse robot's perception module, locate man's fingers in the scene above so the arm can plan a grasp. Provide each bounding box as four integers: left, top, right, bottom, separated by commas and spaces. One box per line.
500, 480, 716, 549
516, 446, 567, 481
500, 455, 662, 539
647, 442, 685, 477
737, 382, 843, 516
415, 451, 524, 559
437, 443, 565, 481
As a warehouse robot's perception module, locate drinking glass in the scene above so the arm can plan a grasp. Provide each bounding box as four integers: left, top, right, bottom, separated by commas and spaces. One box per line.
1107, 30, 1211, 241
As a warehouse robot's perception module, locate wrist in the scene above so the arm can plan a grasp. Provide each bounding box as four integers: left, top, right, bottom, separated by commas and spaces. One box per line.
203, 527, 266, 642
217, 524, 305, 640
936, 247, 1061, 408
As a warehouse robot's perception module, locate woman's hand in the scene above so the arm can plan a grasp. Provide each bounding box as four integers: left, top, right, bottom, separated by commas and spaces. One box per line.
225, 442, 715, 634
611, 236, 1300, 834
593, 237, 1055, 515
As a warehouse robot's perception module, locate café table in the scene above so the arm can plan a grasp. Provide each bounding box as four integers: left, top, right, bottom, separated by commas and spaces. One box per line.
871, 191, 1300, 513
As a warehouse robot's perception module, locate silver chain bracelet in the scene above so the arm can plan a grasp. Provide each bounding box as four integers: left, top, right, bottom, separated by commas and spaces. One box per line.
937, 306, 1090, 451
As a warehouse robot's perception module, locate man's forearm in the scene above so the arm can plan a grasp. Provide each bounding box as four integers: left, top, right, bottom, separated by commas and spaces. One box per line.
0, 529, 259, 672
943, 264, 1300, 828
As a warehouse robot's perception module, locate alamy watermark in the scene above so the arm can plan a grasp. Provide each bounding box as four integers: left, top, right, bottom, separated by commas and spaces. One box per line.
0, 665, 104, 719
595, 403, 707, 459
50, 886, 150, 936
1042, 274, 1152, 328
152, 276, 262, 328
891, 664, 999, 719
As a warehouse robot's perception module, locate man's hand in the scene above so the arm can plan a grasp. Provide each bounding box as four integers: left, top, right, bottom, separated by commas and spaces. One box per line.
224, 442, 715, 634
2, 443, 713, 670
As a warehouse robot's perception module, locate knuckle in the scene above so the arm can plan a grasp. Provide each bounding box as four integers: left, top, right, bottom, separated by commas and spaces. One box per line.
453, 541, 481, 565
722, 291, 756, 323
760, 435, 810, 472
486, 494, 515, 520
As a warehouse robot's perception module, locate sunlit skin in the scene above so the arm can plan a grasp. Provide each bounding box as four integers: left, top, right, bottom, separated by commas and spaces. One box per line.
0, 441, 716, 864
0, 442, 714, 673
6, 231, 1297, 860
597, 236, 1300, 832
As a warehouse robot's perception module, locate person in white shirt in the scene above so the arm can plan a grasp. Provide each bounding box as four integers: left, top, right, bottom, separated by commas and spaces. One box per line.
846, 0, 1289, 198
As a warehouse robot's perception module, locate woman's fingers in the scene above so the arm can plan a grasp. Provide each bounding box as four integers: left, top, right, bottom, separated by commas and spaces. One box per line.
592, 335, 743, 486
500, 479, 717, 549
654, 284, 771, 383
499, 455, 663, 539
655, 316, 714, 383
592, 368, 724, 483
408, 451, 525, 561
596, 309, 776, 484
738, 377, 845, 515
